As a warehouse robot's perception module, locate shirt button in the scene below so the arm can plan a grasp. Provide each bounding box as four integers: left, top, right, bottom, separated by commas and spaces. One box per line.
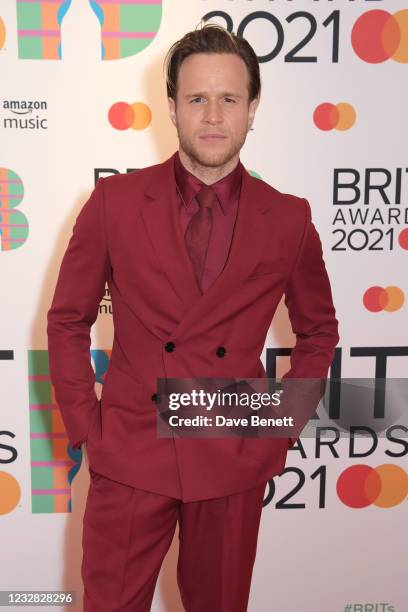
216, 346, 226, 358
165, 341, 175, 352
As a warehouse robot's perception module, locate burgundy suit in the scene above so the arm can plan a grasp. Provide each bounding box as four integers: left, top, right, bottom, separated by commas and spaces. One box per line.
47, 151, 339, 610
47, 151, 339, 503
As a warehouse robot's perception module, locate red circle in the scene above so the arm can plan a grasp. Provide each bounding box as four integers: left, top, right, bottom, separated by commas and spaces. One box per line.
363, 286, 388, 312
337, 465, 381, 508
313, 103, 339, 131
398, 228, 408, 250
108, 102, 134, 130
351, 10, 399, 64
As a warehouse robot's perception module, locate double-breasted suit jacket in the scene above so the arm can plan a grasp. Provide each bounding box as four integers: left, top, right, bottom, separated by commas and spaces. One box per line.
47, 152, 339, 502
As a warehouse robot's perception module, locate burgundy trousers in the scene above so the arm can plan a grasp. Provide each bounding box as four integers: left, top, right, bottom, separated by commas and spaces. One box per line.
81, 468, 267, 611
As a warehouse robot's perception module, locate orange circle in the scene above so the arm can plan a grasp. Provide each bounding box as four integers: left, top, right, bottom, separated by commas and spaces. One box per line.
382, 13, 402, 59
383, 286, 404, 311
0, 471, 21, 515
335, 103, 356, 130
0, 18, 5, 50
373, 464, 408, 508
364, 468, 383, 504
390, 10, 408, 63
129, 102, 152, 130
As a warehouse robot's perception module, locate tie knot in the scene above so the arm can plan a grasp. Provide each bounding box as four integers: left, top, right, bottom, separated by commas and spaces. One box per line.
195, 184, 218, 209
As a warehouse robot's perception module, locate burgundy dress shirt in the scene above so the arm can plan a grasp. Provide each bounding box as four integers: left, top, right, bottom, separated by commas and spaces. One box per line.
173, 151, 243, 292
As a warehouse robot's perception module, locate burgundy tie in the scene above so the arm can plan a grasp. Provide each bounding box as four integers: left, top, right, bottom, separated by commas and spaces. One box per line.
184, 184, 217, 291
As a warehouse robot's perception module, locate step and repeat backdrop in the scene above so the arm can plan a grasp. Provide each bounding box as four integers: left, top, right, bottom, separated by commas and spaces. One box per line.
1, 1, 407, 611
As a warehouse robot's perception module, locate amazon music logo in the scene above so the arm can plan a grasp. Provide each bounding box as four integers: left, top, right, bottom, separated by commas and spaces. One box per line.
1, 99, 48, 130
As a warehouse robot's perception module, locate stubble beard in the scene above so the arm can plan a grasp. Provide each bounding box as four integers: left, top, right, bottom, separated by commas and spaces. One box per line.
176, 124, 248, 170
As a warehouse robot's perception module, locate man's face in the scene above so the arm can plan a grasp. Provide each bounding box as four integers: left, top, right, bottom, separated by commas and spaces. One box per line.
168, 52, 259, 168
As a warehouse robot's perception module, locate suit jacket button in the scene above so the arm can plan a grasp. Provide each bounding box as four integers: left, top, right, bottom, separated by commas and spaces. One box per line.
216, 346, 226, 358
151, 393, 161, 404
165, 341, 175, 352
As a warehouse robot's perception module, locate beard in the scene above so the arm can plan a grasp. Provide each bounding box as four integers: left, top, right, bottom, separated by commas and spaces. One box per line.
175, 123, 248, 169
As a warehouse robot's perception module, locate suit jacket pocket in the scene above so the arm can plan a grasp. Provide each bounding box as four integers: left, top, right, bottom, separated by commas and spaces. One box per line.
87, 399, 102, 445
247, 256, 286, 279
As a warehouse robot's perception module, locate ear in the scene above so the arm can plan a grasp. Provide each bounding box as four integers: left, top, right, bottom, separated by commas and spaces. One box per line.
168, 97, 177, 127
247, 97, 259, 131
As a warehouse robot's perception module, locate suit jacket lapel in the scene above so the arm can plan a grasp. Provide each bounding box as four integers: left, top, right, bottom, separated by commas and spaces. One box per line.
140, 153, 275, 340
141, 153, 202, 311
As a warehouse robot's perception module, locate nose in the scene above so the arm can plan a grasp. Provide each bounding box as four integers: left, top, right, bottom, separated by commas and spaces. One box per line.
203, 99, 223, 125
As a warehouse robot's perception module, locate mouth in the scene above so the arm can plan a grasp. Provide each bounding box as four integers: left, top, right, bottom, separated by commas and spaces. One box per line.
199, 134, 227, 141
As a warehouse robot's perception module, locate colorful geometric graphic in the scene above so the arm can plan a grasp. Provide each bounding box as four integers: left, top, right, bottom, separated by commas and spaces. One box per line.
363, 286, 404, 313
313, 103, 356, 131
16, 0, 72, 60
90, 348, 111, 386
108, 101, 152, 130
88, 0, 162, 60
28, 350, 111, 513
28, 350, 81, 513
337, 464, 408, 508
0, 168, 29, 251
351, 10, 408, 64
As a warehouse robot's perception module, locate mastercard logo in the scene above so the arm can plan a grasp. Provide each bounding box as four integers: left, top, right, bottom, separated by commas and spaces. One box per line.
337, 464, 408, 508
351, 9, 408, 64
363, 286, 404, 312
313, 102, 356, 131
0, 17, 5, 50
108, 101, 152, 131
0, 471, 21, 515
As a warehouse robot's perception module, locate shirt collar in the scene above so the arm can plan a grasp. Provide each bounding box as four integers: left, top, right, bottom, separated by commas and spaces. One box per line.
173, 150, 243, 215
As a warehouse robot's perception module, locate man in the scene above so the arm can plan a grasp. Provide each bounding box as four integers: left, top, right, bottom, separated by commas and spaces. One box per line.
47, 23, 339, 612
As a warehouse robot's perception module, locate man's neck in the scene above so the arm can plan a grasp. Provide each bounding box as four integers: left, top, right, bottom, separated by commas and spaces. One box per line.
178, 149, 239, 185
